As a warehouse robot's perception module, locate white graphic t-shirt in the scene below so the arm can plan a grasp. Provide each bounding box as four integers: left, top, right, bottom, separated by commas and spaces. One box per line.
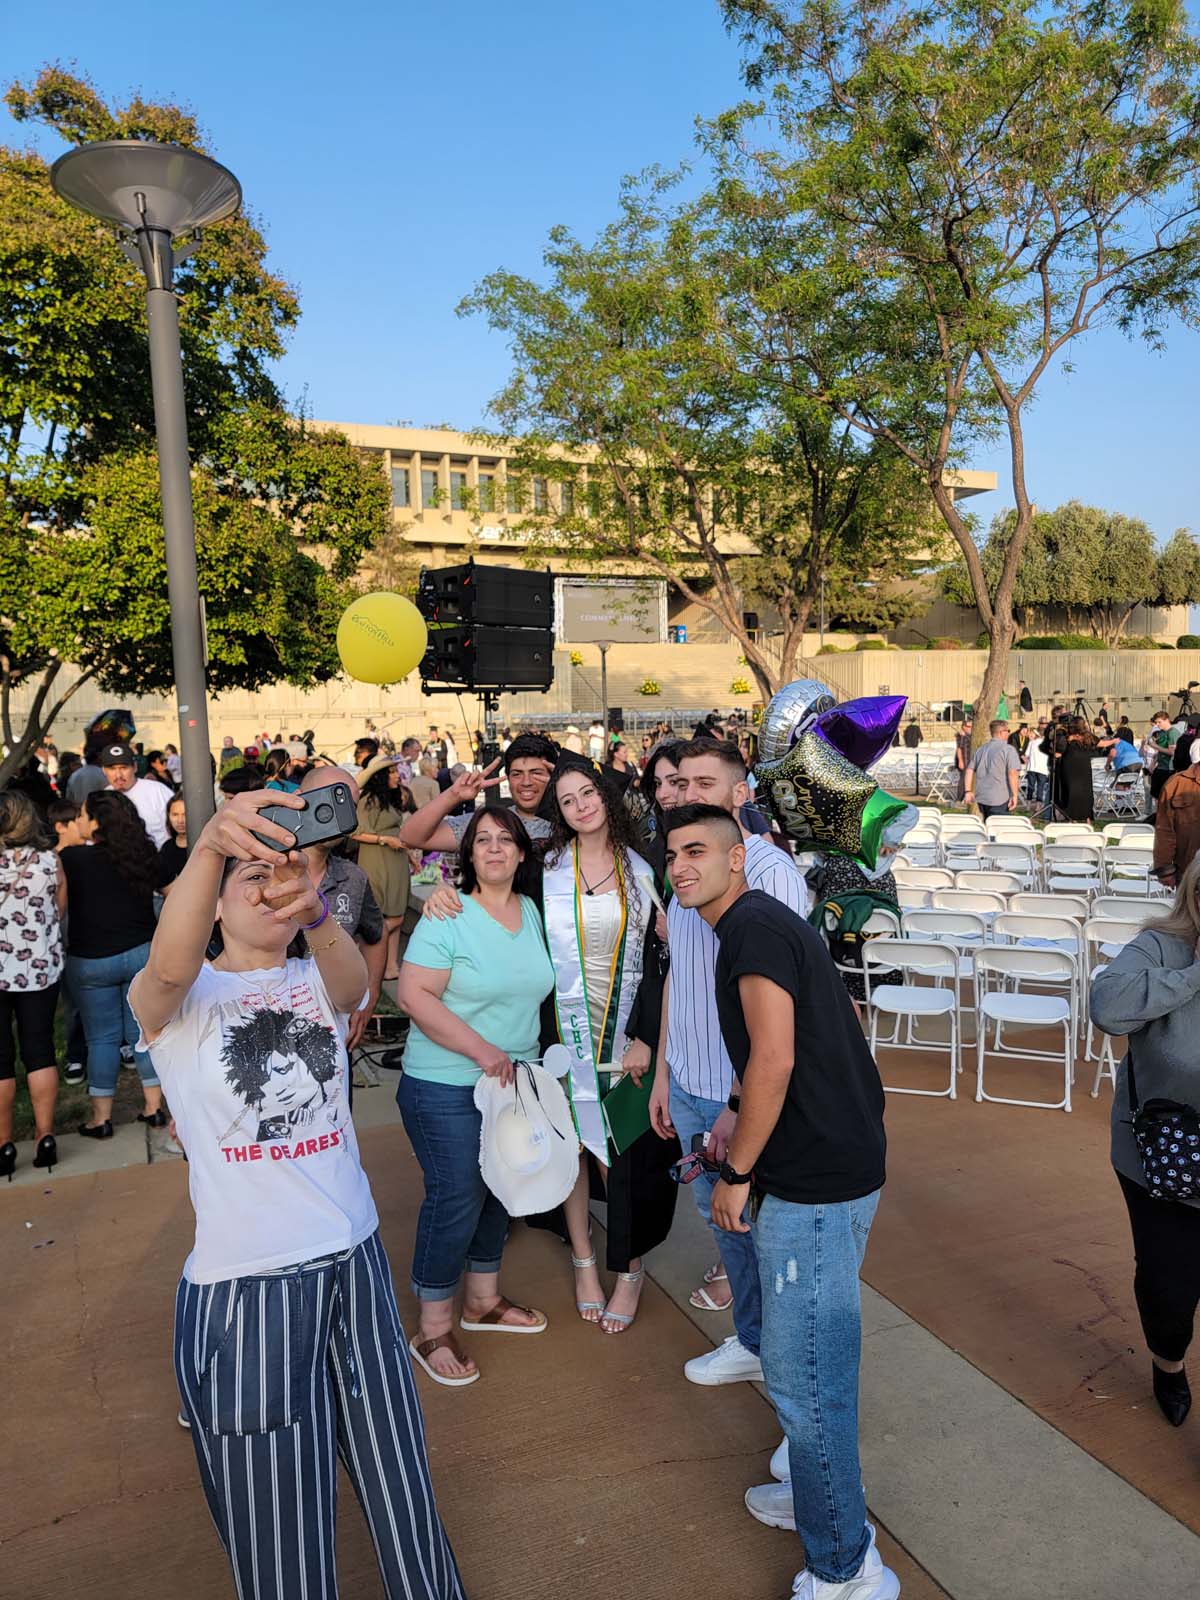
137, 959, 378, 1284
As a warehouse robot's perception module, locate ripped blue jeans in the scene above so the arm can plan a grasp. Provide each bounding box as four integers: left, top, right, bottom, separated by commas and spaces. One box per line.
754, 1188, 880, 1584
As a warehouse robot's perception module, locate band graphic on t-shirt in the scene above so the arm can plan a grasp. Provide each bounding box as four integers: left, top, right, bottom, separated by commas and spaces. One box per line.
216, 982, 348, 1152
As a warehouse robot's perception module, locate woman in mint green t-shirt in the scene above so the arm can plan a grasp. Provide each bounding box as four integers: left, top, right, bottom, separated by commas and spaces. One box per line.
396, 807, 555, 1387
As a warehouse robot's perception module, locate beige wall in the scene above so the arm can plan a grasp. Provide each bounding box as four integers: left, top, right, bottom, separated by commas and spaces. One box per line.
26, 643, 1200, 760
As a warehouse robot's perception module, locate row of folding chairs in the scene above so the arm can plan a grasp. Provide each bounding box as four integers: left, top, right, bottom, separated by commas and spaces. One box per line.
895, 839, 1164, 896
849, 908, 1145, 1112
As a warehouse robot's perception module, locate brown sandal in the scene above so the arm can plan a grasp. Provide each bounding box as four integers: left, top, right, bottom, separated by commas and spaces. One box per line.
408, 1331, 480, 1387
459, 1295, 548, 1335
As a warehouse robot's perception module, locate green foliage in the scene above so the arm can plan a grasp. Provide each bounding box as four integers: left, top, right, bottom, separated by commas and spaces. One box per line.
855, 638, 891, 651
0, 68, 389, 775
1118, 636, 1173, 649
1018, 635, 1109, 650
460, 170, 931, 699
1178, 634, 1200, 649
715, 0, 1200, 733
943, 504, 1192, 644
928, 637, 966, 650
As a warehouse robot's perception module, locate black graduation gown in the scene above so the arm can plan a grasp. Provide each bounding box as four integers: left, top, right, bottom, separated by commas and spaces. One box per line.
529, 909, 681, 1271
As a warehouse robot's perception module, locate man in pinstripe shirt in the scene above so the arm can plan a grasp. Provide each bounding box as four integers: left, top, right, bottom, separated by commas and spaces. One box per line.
649, 738, 809, 1386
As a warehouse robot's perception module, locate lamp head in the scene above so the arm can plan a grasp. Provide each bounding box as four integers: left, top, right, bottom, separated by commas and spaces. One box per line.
50, 140, 241, 235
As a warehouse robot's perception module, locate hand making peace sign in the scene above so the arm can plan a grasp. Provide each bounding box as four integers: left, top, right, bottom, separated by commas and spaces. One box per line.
446, 756, 504, 806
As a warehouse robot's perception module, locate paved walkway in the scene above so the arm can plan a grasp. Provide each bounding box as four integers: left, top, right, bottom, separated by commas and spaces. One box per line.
5, 1066, 1199, 1598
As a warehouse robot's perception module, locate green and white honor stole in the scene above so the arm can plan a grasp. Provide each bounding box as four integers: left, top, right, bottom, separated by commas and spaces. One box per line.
542, 842, 651, 1162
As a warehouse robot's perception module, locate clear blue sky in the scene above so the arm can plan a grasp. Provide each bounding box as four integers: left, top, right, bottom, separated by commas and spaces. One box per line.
6, 0, 1198, 542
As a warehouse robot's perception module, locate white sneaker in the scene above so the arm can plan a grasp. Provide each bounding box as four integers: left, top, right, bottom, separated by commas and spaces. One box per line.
745, 1479, 795, 1529
770, 1435, 790, 1481
684, 1335, 764, 1386
791, 1527, 898, 1600
177, 1410, 191, 1430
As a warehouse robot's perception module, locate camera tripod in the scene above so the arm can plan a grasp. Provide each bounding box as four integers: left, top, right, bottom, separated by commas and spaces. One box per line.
1173, 682, 1199, 719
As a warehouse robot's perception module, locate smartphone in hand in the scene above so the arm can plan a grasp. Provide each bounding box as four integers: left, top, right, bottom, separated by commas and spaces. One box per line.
251, 782, 358, 853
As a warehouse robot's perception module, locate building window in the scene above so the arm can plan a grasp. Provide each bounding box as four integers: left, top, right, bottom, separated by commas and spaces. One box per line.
450, 470, 468, 510
532, 476, 548, 513
506, 476, 523, 513
478, 472, 495, 512
390, 466, 409, 509
421, 467, 440, 507
560, 480, 575, 515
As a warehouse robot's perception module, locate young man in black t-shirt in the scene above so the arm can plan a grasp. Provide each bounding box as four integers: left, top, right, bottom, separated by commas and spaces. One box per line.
664, 804, 895, 1600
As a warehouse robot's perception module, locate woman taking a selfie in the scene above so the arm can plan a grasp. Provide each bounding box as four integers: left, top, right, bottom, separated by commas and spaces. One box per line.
397, 807, 554, 1386
128, 787, 463, 1600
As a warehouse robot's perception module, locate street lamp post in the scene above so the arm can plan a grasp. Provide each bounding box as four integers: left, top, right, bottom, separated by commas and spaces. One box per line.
597, 641, 611, 750
51, 141, 242, 842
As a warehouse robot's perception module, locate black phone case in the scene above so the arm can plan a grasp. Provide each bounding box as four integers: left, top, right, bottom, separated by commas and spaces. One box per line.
251, 782, 359, 853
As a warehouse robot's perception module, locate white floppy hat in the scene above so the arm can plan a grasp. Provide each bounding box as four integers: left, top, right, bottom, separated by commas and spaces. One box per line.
474, 1060, 578, 1216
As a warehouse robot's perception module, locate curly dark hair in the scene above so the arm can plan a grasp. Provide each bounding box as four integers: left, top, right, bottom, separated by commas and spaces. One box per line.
639, 739, 689, 829
85, 791, 158, 896
545, 756, 641, 881
458, 805, 541, 898
221, 1010, 339, 1108
502, 732, 559, 773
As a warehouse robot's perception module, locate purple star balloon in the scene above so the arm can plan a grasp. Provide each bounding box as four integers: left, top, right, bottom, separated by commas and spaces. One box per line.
813, 695, 908, 770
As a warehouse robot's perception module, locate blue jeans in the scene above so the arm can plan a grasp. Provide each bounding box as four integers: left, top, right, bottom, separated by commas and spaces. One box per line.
670, 1079, 761, 1355
65, 944, 159, 1097
755, 1188, 880, 1584
396, 1073, 510, 1300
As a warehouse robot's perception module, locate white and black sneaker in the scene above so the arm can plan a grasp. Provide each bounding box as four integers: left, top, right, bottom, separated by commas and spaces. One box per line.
64, 1062, 85, 1086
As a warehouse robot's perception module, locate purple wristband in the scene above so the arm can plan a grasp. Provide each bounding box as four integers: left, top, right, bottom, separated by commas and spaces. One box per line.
301, 890, 329, 932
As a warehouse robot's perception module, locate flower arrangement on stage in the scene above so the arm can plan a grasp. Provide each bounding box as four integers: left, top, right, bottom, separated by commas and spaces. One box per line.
638, 678, 661, 696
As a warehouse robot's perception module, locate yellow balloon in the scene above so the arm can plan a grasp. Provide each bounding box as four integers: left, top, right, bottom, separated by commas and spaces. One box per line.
336, 592, 428, 685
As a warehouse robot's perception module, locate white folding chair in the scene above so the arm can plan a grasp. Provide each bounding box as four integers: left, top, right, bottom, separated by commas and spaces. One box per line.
1045, 823, 1099, 842
1102, 822, 1154, 844
915, 808, 943, 831
863, 939, 960, 1098
892, 866, 954, 891
1044, 842, 1104, 897
931, 888, 1007, 920
1093, 895, 1161, 924
823, 906, 902, 993
942, 838, 988, 871
1011, 891, 1090, 923
1102, 843, 1155, 895
902, 908, 987, 1026
1104, 772, 1147, 819
980, 840, 1040, 889
974, 948, 1074, 1112
956, 870, 1023, 896
986, 816, 1036, 838
896, 886, 932, 911
992, 912, 1083, 1040
898, 828, 941, 867
1083, 917, 1142, 1086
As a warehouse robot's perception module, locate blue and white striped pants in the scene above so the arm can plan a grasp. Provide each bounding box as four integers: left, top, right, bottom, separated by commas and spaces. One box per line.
174, 1230, 466, 1600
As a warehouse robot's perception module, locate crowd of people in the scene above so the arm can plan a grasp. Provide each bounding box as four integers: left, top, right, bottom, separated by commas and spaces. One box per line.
4, 697, 1200, 1600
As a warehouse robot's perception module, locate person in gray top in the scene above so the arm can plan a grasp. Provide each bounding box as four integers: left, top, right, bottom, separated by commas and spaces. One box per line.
1090, 853, 1200, 1427
963, 720, 1022, 818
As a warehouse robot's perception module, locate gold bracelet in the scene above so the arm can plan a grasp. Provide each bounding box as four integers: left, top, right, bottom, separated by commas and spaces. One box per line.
307, 929, 342, 954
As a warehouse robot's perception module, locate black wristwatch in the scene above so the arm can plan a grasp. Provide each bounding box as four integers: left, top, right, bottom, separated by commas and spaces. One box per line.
726, 1092, 741, 1113
719, 1159, 753, 1186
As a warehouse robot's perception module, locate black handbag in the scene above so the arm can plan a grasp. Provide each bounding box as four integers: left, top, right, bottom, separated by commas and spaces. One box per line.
1128, 1049, 1200, 1201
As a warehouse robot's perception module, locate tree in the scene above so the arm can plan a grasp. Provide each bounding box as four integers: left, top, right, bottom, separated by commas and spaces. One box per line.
459, 174, 931, 700
0, 69, 389, 782
716, 0, 1200, 739
944, 503, 1196, 642
1156, 528, 1200, 608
